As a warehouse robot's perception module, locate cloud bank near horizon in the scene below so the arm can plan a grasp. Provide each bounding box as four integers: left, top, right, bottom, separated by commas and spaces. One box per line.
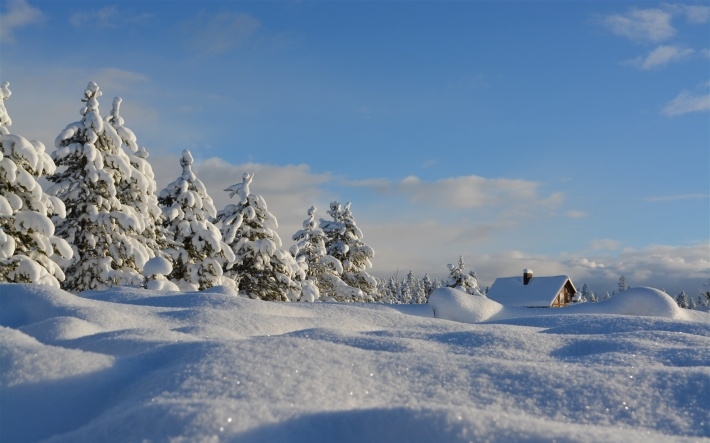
150, 154, 709, 295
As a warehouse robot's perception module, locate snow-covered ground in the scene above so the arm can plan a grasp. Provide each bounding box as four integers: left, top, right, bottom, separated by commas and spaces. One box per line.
1, 284, 708, 442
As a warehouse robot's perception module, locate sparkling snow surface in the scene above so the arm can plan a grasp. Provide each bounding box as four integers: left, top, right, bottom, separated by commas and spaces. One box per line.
1, 284, 708, 442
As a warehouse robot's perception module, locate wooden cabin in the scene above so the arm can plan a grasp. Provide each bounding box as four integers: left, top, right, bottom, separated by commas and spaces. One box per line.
486, 269, 577, 308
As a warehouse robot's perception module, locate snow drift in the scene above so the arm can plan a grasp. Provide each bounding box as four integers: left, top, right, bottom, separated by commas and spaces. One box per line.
0, 283, 708, 442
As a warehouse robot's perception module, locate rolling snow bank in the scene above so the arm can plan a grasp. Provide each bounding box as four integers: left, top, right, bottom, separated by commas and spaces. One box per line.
1, 283, 709, 442
428, 286, 705, 324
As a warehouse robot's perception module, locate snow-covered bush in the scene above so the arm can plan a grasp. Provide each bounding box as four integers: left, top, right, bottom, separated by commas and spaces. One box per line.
0, 81, 73, 287
143, 256, 180, 291
215, 172, 303, 301
46, 82, 150, 292
158, 149, 235, 291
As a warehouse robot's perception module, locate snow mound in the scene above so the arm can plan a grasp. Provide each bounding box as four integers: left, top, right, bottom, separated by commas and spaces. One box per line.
566, 287, 691, 320
428, 287, 504, 323
19, 316, 105, 342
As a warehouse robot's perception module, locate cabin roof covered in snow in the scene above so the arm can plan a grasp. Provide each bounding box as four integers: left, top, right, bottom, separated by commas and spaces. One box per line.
486, 275, 575, 308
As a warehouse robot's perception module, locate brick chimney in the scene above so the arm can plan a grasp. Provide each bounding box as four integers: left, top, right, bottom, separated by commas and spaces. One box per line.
523, 269, 533, 285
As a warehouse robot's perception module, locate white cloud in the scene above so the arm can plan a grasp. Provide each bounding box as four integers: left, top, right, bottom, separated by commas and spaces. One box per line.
602, 8, 675, 42
471, 243, 709, 296
0, 0, 45, 43
151, 156, 334, 245
662, 88, 710, 116
626, 45, 695, 70
184, 11, 260, 55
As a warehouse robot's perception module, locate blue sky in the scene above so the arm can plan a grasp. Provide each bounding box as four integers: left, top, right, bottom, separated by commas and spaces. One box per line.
1, 0, 709, 294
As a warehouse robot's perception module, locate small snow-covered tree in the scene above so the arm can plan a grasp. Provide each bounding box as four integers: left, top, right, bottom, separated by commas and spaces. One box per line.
320, 201, 378, 301
215, 172, 302, 301
291, 205, 353, 302
699, 283, 710, 306
158, 149, 235, 291
46, 81, 149, 292
618, 275, 628, 292
446, 256, 484, 296
0, 81, 73, 286
676, 291, 689, 309
105, 97, 168, 259
581, 283, 590, 302
377, 276, 398, 303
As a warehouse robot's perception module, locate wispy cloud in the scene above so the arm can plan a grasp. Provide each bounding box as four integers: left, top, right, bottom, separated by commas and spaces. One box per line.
665, 3, 710, 24
566, 210, 587, 219
183, 11, 260, 56
69, 6, 152, 29
662, 84, 710, 116
644, 193, 709, 202
93, 68, 150, 93
601, 7, 675, 43
348, 174, 556, 211
625, 45, 695, 70
589, 239, 621, 251
0, 0, 45, 43
70, 6, 118, 28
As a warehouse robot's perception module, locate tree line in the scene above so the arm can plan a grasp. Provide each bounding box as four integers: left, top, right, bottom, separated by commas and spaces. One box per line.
1, 81, 488, 303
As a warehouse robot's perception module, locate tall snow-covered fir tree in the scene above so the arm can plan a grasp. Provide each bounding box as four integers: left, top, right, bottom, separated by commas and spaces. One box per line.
215, 172, 303, 301
46, 81, 149, 292
446, 256, 485, 296
319, 201, 378, 301
158, 149, 235, 291
291, 205, 352, 301
0, 81, 73, 286
105, 97, 168, 259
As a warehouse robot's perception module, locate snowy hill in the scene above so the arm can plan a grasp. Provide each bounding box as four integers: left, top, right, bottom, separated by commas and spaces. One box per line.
1, 283, 708, 442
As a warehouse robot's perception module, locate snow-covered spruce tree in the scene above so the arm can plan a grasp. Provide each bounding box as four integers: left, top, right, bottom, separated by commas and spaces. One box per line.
105, 97, 168, 260
676, 291, 689, 309
445, 256, 484, 296
319, 201, 378, 301
422, 273, 435, 301
46, 81, 150, 292
0, 81, 73, 286
291, 205, 355, 302
158, 149, 235, 291
379, 275, 401, 304
215, 172, 303, 301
